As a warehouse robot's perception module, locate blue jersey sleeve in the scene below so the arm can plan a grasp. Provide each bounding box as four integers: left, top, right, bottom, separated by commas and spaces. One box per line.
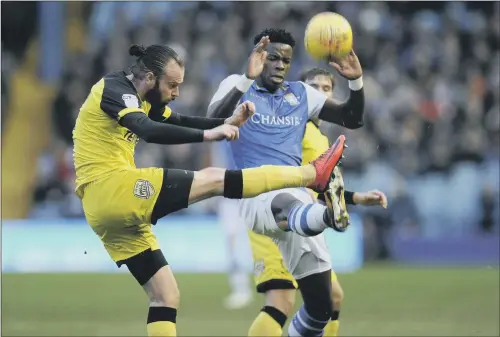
301, 82, 327, 120
209, 74, 243, 107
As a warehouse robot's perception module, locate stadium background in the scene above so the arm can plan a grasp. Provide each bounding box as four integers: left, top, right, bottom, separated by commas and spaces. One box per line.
1, 1, 499, 336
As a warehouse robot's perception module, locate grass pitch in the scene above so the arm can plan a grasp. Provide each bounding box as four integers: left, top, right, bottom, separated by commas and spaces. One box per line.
2, 265, 499, 336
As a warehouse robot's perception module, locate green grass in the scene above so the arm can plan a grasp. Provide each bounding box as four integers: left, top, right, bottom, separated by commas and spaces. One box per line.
2, 265, 499, 336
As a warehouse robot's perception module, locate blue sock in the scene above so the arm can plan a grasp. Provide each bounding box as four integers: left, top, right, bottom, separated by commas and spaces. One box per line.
287, 203, 328, 236
288, 305, 328, 336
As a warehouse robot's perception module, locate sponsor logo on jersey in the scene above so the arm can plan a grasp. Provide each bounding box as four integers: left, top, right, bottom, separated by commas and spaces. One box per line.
122, 94, 140, 108
284, 93, 299, 106
133, 179, 155, 199
250, 112, 302, 126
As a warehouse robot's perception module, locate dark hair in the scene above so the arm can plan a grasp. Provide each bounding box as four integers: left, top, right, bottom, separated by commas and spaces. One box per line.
300, 68, 335, 87
253, 28, 295, 48
129, 44, 184, 78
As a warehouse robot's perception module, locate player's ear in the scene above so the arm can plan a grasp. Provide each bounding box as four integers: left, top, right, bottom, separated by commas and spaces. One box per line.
145, 72, 156, 89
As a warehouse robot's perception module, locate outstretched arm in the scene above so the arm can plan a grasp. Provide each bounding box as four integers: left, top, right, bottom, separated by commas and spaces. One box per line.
153, 109, 227, 130
148, 104, 226, 129
120, 112, 205, 144
309, 51, 366, 130
100, 84, 239, 144
165, 113, 226, 129
162, 100, 256, 129
119, 101, 255, 144
318, 79, 365, 129
149, 101, 255, 129
346, 190, 388, 208
119, 113, 239, 144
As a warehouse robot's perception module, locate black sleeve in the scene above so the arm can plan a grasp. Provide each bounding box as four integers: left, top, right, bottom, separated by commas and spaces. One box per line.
207, 87, 245, 118
318, 88, 365, 129
165, 112, 226, 130
206, 75, 248, 118
119, 112, 204, 144
100, 78, 144, 120
344, 190, 356, 205
147, 103, 226, 129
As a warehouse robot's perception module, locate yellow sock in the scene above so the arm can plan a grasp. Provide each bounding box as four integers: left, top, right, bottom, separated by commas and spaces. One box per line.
324, 319, 340, 336
242, 165, 315, 198
147, 307, 177, 337
147, 321, 176, 336
248, 311, 283, 337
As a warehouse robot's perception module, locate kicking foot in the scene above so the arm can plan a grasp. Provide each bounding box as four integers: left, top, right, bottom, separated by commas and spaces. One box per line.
324, 166, 350, 232
308, 135, 346, 193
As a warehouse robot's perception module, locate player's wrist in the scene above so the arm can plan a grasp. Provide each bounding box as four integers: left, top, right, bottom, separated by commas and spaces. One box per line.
345, 190, 356, 205
348, 76, 363, 91
202, 129, 212, 141
237, 74, 255, 92
224, 116, 234, 126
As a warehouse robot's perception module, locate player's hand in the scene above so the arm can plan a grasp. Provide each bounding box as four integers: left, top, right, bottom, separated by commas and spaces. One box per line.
353, 190, 388, 209
204, 124, 240, 142
328, 50, 363, 80
246, 36, 270, 79
225, 101, 256, 127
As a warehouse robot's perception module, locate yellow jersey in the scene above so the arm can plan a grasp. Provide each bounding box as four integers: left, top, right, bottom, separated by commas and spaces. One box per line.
73, 71, 171, 198
302, 120, 330, 199
302, 120, 330, 165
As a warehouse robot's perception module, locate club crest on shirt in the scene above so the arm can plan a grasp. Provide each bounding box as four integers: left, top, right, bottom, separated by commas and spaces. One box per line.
122, 94, 140, 108
133, 179, 155, 199
284, 93, 299, 106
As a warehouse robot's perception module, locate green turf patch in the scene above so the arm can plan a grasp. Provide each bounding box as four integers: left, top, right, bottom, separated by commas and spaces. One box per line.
2, 266, 499, 336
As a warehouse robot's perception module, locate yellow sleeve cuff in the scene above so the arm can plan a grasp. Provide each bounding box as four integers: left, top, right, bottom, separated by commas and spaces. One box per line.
117, 107, 146, 120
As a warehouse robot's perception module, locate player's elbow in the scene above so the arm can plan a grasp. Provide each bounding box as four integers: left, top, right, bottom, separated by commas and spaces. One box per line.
206, 103, 220, 118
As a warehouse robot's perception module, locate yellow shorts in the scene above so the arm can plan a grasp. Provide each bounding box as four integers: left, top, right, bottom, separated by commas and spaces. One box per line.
81, 167, 193, 263
249, 230, 338, 293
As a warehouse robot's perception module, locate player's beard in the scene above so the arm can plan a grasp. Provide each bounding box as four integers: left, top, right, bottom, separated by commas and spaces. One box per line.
145, 81, 165, 107
145, 81, 169, 121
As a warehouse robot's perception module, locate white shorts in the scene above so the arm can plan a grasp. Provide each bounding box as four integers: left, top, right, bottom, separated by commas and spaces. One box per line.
239, 188, 332, 279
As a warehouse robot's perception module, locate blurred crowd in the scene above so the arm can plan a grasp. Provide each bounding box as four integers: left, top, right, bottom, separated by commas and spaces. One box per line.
2, 2, 499, 246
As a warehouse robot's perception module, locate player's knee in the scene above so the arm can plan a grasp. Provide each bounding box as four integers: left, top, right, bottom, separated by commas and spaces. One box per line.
148, 283, 181, 309
307, 294, 333, 320
142, 265, 181, 309
298, 271, 334, 320
193, 167, 225, 197
271, 193, 303, 223
265, 289, 296, 317
332, 287, 344, 310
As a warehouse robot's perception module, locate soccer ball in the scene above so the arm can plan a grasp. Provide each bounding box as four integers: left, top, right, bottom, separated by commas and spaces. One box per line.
304, 12, 353, 60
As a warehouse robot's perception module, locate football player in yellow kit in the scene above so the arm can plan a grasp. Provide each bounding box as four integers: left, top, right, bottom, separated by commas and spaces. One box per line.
246, 67, 388, 337
72, 43, 348, 337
